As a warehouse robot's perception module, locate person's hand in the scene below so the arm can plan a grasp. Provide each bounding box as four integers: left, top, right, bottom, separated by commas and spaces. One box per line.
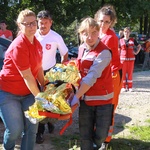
70, 95, 79, 106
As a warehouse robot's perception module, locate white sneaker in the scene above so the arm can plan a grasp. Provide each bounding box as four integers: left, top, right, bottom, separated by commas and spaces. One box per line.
98, 143, 108, 150
128, 88, 134, 92
121, 88, 127, 92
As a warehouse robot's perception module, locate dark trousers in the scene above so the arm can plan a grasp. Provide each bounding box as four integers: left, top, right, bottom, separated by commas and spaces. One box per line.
37, 122, 45, 134
79, 101, 113, 150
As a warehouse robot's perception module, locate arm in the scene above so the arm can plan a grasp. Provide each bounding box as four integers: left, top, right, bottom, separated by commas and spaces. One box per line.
145, 42, 150, 52
61, 52, 68, 63
76, 50, 111, 99
133, 39, 141, 55
8, 36, 13, 41
75, 82, 91, 99
19, 68, 40, 96
134, 44, 141, 55
57, 34, 68, 63
7, 30, 13, 41
36, 66, 45, 86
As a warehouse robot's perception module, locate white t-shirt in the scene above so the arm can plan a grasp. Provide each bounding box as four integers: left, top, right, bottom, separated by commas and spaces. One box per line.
35, 29, 68, 70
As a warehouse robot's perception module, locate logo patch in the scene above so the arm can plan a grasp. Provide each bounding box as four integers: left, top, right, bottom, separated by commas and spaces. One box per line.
46, 44, 51, 50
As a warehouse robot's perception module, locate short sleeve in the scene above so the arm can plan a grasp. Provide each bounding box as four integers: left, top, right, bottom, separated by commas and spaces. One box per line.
57, 35, 68, 56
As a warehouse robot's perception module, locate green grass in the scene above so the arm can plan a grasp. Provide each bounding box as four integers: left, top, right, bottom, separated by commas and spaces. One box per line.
51, 134, 80, 150
50, 134, 150, 150
108, 138, 150, 150
50, 122, 150, 150
129, 126, 150, 141
145, 119, 150, 123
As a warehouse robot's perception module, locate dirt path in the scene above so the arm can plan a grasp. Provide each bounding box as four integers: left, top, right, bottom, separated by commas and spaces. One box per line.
0, 70, 150, 150
114, 70, 150, 137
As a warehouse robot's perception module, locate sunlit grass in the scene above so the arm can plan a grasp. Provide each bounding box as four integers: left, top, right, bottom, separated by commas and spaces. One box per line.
129, 126, 150, 141
145, 119, 150, 123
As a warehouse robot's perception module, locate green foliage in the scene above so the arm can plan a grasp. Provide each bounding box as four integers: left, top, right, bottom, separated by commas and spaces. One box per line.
1, 0, 150, 42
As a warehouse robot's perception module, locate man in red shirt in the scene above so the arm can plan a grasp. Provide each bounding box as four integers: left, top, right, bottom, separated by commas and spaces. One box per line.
0, 20, 13, 40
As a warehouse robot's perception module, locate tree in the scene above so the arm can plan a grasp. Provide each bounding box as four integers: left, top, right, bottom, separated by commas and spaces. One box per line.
1, 0, 150, 43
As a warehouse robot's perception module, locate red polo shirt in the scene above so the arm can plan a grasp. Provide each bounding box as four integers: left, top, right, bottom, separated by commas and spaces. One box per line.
0, 34, 43, 95
0, 29, 12, 38
101, 28, 122, 72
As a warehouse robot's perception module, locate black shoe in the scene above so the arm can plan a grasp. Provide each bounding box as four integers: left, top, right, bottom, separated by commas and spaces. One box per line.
36, 133, 44, 144
47, 122, 55, 133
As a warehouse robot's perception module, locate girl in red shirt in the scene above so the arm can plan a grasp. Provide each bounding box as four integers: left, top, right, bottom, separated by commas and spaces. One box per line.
119, 27, 141, 92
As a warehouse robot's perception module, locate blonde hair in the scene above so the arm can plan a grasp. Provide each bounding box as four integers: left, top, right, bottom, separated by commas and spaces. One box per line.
124, 27, 131, 32
16, 9, 36, 36
94, 4, 117, 28
78, 17, 99, 43
78, 17, 99, 34
16, 9, 36, 24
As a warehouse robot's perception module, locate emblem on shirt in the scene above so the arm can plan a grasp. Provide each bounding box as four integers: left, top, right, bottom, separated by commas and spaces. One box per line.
46, 44, 51, 50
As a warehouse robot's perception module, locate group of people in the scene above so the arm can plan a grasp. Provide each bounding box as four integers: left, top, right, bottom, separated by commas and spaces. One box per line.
0, 4, 142, 150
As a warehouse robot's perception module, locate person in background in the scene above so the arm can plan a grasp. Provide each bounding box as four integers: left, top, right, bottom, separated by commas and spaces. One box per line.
0, 20, 13, 40
142, 38, 150, 70
119, 27, 141, 92
119, 29, 124, 39
0, 9, 45, 150
94, 4, 122, 150
35, 10, 68, 144
70, 17, 113, 150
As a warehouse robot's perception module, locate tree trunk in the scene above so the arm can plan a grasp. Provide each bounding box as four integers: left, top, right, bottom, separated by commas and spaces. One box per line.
144, 13, 148, 35
140, 16, 143, 34
147, 21, 150, 38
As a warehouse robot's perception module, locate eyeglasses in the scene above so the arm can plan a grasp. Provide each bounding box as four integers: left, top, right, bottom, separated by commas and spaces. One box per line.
21, 20, 37, 27
98, 20, 111, 25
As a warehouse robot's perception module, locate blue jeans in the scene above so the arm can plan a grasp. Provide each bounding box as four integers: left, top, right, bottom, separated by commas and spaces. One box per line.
79, 101, 113, 150
0, 90, 38, 150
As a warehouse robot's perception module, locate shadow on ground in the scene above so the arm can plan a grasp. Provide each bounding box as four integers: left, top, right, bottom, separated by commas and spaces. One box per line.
114, 113, 132, 135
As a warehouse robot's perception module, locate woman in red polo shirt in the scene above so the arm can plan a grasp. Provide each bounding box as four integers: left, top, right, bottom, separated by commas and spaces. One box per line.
94, 5, 122, 149
0, 9, 45, 150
